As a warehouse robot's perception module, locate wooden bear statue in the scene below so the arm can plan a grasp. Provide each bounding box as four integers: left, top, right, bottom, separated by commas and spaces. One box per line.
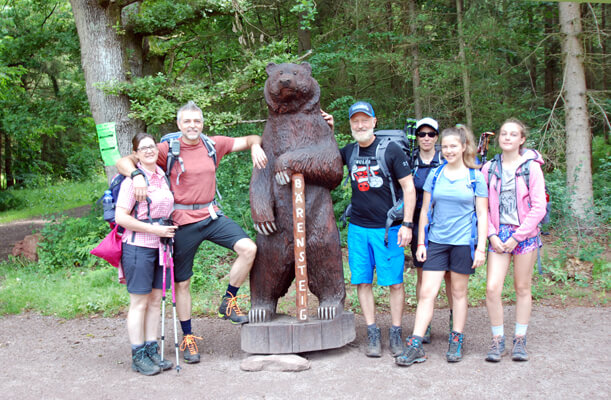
249, 62, 345, 323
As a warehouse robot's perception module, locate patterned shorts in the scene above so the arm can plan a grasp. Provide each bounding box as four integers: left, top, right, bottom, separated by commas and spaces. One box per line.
489, 224, 542, 255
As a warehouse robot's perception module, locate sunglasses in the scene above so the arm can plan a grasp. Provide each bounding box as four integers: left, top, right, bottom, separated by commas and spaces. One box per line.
417, 131, 438, 138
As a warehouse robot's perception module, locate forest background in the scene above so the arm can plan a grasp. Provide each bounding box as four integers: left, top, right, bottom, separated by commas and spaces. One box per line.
0, 0, 608, 317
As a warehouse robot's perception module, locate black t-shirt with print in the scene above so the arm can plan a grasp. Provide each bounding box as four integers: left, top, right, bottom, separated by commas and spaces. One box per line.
340, 136, 411, 228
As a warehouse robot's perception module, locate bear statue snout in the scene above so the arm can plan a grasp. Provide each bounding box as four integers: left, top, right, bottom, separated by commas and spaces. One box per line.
280, 77, 292, 87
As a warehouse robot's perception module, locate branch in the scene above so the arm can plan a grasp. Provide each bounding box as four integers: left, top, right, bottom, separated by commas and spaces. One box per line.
587, 92, 611, 131
541, 62, 568, 145
587, 3, 603, 49
224, 119, 267, 126
40, 3, 58, 29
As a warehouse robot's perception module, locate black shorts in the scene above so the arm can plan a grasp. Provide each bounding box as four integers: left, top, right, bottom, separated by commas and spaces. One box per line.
173, 216, 249, 283
423, 241, 474, 275
122, 243, 170, 294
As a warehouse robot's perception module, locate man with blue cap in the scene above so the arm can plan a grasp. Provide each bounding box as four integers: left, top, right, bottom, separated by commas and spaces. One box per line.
335, 101, 416, 358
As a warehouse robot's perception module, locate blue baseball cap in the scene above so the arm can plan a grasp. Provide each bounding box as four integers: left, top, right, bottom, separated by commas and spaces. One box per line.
348, 101, 375, 119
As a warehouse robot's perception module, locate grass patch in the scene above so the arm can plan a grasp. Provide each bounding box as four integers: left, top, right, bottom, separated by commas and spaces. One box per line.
0, 176, 106, 224
0, 260, 127, 317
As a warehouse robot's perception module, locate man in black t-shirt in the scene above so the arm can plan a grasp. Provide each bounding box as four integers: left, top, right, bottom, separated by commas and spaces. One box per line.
333, 101, 416, 359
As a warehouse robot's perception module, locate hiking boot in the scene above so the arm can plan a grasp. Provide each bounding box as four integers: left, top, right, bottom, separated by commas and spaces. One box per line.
512, 335, 529, 361
218, 294, 249, 325
145, 341, 173, 371
365, 326, 381, 357
446, 331, 464, 363
395, 336, 426, 367
131, 346, 161, 376
422, 324, 431, 344
389, 327, 403, 357
485, 335, 506, 363
180, 334, 202, 364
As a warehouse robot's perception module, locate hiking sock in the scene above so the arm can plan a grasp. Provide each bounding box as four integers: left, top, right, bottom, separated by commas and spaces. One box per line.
225, 284, 239, 298
515, 323, 528, 337
131, 343, 145, 351
391, 325, 401, 331
412, 335, 424, 343
145, 340, 157, 346
180, 319, 192, 335
367, 323, 378, 330
492, 325, 504, 337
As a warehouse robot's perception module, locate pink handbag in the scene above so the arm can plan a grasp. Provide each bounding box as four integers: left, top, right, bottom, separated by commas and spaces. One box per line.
90, 224, 123, 268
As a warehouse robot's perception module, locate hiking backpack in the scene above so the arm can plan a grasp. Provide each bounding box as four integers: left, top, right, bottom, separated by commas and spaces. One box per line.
160, 131, 223, 216
423, 162, 479, 259
342, 128, 418, 246
487, 154, 550, 273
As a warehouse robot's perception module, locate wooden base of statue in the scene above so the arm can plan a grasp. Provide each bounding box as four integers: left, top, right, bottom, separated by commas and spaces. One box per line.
240, 311, 356, 354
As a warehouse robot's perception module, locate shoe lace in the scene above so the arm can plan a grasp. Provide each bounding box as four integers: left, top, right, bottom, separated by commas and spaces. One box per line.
514, 336, 526, 354
180, 334, 202, 355
489, 336, 503, 351
224, 294, 247, 316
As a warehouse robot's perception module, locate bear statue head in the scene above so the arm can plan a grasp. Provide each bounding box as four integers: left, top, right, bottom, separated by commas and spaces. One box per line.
264, 62, 321, 114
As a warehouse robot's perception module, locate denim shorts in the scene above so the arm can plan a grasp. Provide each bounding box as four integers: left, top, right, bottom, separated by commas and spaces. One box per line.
489, 224, 542, 255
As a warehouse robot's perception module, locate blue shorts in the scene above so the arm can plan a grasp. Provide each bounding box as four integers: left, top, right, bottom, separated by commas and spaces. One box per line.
347, 223, 404, 286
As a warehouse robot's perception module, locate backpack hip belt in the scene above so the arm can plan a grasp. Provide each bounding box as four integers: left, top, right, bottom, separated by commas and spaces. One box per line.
173, 201, 220, 220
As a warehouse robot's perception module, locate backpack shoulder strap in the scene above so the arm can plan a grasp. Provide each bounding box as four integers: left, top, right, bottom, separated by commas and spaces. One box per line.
200, 134, 217, 168
516, 159, 532, 190
343, 142, 360, 187
375, 137, 397, 202
487, 154, 502, 186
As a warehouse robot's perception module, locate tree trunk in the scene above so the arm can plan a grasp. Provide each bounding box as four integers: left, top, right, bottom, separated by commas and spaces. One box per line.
70, 0, 145, 179
456, 0, 472, 128
408, 0, 422, 119
559, 2, 594, 223
544, 4, 559, 109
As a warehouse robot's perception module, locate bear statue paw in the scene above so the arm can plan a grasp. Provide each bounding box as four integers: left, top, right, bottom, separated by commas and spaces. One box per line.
248, 307, 274, 323
317, 304, 342, 320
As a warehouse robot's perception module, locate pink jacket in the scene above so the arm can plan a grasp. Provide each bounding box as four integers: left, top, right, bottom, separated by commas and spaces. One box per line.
481, 149, 547, 242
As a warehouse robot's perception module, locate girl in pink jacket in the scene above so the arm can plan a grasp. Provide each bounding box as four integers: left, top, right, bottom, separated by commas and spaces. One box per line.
481, 119, 547, 363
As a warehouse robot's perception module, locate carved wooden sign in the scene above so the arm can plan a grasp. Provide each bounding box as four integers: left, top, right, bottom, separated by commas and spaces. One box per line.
292, 173, 308, 321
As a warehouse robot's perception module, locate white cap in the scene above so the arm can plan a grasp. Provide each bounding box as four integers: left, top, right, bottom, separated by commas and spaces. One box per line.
416, 117, 439, 132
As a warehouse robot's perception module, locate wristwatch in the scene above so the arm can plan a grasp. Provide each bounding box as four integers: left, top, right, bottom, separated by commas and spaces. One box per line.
130, 169, 144, 179
402, 221, 414, 229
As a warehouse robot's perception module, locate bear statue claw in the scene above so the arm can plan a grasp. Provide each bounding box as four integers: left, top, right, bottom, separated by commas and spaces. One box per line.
249, 308, 273, 323
274, 171, 291, 185
317, 305, 340, 320
254, 221, 277, 236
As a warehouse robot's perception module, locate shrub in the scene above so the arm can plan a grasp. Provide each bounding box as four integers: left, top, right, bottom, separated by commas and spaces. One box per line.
0, 190, 21, 212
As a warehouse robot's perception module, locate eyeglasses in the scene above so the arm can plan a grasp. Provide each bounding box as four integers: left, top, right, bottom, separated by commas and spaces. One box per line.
417, 131, 438, 138
137, 145, 157, 153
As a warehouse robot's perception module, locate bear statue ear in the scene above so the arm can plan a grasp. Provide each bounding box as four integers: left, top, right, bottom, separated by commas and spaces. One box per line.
300, 62, 312, 74
266, 63, 277, 75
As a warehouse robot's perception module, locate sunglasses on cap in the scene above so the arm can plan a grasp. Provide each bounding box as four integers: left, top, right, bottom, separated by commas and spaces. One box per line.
417, 131, 438, 138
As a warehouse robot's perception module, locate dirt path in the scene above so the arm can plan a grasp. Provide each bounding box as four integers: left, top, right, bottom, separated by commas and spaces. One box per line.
0, 306, 608, 399
0, 205, 91, 261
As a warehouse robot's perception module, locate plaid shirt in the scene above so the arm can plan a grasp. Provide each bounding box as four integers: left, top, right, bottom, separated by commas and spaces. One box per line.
116, 164, 174, 249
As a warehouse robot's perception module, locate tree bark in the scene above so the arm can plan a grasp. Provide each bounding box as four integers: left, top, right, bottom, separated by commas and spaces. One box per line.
559, 2, 594, 223
456, 0, 472, 128
70, 0, 145, 179
408, 0, 422, 119
544, 4, 559, 109
3, 133, 12, 189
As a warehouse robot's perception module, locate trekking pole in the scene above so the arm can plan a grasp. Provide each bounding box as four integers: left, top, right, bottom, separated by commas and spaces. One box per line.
168, 240, 182, 373
405, 118, 417, 167
477, 131, 495, 164
160, 242, 168, 370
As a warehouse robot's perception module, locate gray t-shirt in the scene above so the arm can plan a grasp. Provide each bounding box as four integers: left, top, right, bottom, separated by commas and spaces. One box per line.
499, 163, 520, 225
423, 167, 488, 245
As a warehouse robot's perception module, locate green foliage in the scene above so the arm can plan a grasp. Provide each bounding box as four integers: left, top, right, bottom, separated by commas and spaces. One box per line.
291, 0, 318, 31
37, 210, 108, 271
0, 189, 20, 211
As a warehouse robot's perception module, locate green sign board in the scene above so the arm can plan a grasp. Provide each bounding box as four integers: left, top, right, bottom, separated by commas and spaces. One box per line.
96, 122, 121, 166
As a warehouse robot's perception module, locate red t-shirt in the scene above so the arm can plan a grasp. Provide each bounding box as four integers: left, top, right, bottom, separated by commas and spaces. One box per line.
157, 136, 234, 226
